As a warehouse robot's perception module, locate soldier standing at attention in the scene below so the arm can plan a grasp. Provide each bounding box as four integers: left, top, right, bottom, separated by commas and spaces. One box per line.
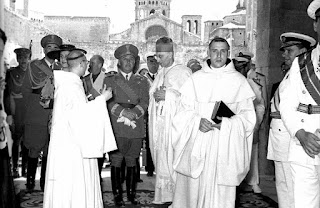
4, 48, 31, 178
103, 44, 149, 206
22, 34, 62, 191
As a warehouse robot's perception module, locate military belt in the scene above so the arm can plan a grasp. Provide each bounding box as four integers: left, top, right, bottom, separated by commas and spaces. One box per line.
119, 103, 136, 109
270, 111, 281, 119
297, 103, 320, 114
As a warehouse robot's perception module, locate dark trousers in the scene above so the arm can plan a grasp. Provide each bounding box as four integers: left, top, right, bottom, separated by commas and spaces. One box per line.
145, 136, 154, 173
0, 146, 18, 208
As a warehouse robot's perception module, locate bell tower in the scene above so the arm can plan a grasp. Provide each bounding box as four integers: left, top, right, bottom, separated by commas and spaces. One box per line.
135, 0, 171, 21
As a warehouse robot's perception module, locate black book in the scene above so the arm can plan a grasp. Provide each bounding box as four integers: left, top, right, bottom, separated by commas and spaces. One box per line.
211, 101, 235, 124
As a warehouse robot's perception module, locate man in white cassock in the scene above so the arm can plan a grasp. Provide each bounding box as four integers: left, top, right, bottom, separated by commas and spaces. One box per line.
43, 49, 117, 208
170, 37, 256, 208
148, 37, 192, 204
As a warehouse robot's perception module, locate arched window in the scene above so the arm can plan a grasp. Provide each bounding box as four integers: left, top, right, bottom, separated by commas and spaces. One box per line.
150, 9, 155, 15
156, 1, 158, 5
145, 25, 168, 40
194, 20, 198, 34
187, 20, 191, 32
149, 1, 151, 4
152, 1, 154, 4
162, 10, 166, 16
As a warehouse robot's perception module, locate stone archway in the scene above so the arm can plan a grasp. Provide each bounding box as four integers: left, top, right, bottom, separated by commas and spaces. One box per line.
145, 25, 168, 41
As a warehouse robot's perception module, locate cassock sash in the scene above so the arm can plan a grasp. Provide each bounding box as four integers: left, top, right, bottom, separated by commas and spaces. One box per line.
299, 50, 320, 105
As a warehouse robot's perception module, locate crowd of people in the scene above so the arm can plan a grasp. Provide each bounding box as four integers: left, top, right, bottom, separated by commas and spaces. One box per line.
2, 0, 320, 207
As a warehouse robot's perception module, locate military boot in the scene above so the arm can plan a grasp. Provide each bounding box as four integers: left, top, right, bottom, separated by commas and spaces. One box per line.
40, 156, 47, 191
26, 157, 38, 191
126, 166, 138, 205
111, 166, 125, 207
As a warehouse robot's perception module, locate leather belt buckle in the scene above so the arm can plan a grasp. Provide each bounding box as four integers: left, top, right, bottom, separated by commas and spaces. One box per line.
308, 104, 312, 114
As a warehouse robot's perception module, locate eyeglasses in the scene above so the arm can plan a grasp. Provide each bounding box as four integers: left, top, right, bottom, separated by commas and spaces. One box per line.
81, 59, 89, 65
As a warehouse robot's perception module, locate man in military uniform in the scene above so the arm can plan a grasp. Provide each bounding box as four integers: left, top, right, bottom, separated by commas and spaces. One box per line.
21, 34, 62, 191
4, 48, 31, 178
103, 44, 149, 206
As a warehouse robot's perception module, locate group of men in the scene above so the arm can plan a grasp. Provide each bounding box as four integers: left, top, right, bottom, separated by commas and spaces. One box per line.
4, 1, 320, 207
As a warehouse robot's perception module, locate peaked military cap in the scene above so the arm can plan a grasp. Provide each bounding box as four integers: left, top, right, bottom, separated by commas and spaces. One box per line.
114, 44, 139, 59
187, 59, 201, 68
40, 34, 63, 48
144, 52, 156, 61
280, 32, 316, 51
47, 44, 76, 60
308, 0, 320, 20
233, 57, 249, 62
237, 51, 254, 60
14, 48, 31, 57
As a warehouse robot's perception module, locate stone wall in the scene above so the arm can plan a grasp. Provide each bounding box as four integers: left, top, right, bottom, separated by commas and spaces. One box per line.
224, 13, 246, 24
204, 20, 224, 43
44, 16, 110, 43
128, 15, 183, 43
3, 8, 69, 61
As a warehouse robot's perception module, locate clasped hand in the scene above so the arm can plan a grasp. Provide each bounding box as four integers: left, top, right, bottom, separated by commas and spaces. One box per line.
101, 84, 113, 101
122, 109, 137, 121
199, 118, 221, 133
296, 129, 320, 158
153, 87, 166, 102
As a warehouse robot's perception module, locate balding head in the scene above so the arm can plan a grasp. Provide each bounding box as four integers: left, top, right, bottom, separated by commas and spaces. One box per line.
89, 55, 104, 75
67, 49, 88, 76
91, 55, 104, 65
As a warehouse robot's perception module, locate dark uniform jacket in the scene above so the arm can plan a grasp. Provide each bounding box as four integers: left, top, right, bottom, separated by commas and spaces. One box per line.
4, 66, 27, 126
21, 58, 54, 126
103, 72, 149, 139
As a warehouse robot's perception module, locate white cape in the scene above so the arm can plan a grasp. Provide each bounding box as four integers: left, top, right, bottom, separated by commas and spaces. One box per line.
43, 71, 117, 208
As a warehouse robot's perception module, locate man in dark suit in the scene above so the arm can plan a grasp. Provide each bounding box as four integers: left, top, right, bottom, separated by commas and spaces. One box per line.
22, 34, 62, 191
82, 54, 106, 182
103, 44, 149, 206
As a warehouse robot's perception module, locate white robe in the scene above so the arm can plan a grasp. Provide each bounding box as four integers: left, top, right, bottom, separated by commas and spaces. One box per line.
43, 71, 117, 208
171, 60, 256, 208
148, 62, 191, 203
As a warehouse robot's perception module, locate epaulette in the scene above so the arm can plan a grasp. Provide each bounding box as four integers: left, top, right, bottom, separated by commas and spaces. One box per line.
135, 74, 146, 81
105, 71, 118, 77
29, 58, 40, 66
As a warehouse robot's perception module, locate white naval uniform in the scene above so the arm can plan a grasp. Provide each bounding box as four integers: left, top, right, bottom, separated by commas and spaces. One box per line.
279, 44, 320, 208
267, 71, 294, 208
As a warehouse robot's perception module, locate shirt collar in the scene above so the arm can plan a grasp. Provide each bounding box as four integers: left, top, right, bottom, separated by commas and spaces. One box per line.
120, 71, 133, 79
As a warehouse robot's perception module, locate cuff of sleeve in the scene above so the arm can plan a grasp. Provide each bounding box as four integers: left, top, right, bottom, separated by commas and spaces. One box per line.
133, 105, 145, 119
111, 103, 124, 117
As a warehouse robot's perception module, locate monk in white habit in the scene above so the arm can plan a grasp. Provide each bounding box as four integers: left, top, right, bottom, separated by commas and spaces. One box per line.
170, 37, 256, 208
43, 49, 117, 208
148, 36, 192, 204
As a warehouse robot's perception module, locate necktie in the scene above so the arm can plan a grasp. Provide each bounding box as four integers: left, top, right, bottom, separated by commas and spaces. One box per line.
151, 74, 155, 80
126, 75, 129, 81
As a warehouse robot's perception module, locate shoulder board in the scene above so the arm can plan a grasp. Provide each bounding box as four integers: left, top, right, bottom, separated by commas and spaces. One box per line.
29, 58, 40, 66
105, 73, 116, 78
134, 74, 146, 80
